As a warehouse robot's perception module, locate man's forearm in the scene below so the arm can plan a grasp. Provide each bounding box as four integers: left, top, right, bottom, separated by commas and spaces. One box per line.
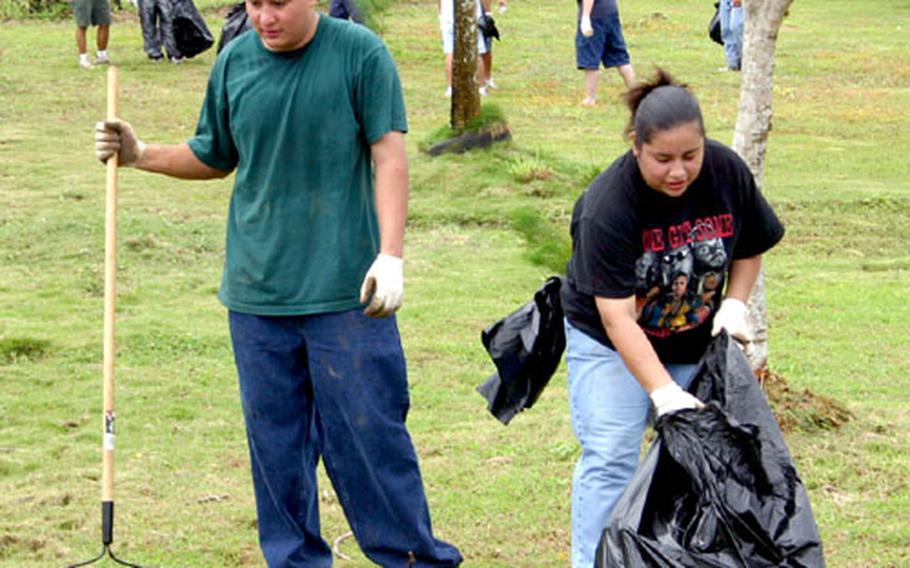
373, 166, 407, 258
371, 132, 409, 258
137, 143, 231, 180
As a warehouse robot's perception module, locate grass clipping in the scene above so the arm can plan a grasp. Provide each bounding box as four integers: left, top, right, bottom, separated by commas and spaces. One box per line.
758, 366, 853, 433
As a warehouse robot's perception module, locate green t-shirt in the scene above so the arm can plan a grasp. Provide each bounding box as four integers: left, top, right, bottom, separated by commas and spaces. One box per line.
188, 15, 407, 316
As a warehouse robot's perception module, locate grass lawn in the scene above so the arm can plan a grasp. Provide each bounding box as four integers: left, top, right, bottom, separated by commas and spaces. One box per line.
0, 0, 908, 566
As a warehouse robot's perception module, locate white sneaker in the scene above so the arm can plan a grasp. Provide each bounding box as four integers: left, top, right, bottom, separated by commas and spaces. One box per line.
486, 78, 496, 89
95, 53, 110, 65
479, 86, 488, 96
79, 56, 93, 70
444, 86, 452, 98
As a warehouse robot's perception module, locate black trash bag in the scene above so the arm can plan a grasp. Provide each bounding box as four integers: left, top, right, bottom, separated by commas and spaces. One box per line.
477, 276, 565, 425
477, 13, 501, 41
596, 333, 825, 567
170, 0, 214, 58
217, 1, 253, 54
708, 2, 724, 45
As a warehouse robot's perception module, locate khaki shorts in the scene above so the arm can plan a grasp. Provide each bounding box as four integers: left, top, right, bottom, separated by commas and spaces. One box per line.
73, 0, 111, 27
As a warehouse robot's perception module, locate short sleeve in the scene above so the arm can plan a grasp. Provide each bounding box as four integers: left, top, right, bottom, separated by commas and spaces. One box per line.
569, 181, 641, 299
356, 43, 408, 144
187, 57, 239, 172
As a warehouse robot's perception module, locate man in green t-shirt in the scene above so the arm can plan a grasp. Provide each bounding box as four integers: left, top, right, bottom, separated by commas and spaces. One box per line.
94, 0, 462, 565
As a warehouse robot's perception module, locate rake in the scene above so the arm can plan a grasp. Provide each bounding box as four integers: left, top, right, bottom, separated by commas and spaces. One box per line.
68, 66, 144, 568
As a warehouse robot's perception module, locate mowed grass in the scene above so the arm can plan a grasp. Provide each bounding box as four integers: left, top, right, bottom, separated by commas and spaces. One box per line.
0, 0, 908, 566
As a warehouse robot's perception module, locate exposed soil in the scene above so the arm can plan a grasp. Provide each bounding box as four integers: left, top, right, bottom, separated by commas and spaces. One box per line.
757, 366, 853, 433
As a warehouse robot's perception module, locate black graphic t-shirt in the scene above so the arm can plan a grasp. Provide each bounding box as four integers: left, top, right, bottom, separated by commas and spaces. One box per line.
561, 139, 785, 363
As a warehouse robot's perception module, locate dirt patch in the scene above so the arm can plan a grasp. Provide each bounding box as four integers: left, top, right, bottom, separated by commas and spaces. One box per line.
0, 534, 50, 558
757, 366, 853, 433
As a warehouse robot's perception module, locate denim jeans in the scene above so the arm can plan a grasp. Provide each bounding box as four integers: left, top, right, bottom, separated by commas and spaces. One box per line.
564, 319, 697, 568
574, 12, 632, 70
229, 309, 462, 567
720, 0, 743, 70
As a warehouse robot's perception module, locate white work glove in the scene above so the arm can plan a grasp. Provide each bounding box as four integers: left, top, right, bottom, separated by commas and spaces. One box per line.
359, 254, 404, 318
95, 119, 146, 167
711, 298, 752, 344
650, 382, 704, 418
580, 15, 594, 37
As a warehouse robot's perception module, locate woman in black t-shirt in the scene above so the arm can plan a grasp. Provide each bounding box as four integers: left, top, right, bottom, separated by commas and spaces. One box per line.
560, 69, 784, 568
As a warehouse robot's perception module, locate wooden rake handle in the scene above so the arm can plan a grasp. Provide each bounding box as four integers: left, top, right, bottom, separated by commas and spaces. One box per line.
102, 66, 119, 508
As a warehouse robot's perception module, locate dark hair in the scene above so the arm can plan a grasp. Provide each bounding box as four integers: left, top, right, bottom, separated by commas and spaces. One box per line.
623, 68, 704, 147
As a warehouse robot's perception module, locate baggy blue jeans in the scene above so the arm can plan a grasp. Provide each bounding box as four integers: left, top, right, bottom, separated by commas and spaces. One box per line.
564, 320, 697, 568
229, 309, 463, 567
720, 0, 744, 70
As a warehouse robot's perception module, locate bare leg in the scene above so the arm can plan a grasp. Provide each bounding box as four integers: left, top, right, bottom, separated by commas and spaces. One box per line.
583, 69, 599, 106
445, 53, 453, 88
481, 52, 492, 84
76, 26, 88, 55
617, 63, 636, 89
97, 24, 110, 51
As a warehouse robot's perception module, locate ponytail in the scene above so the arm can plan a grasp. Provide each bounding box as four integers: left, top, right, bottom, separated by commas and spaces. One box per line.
623, 68, 705, 147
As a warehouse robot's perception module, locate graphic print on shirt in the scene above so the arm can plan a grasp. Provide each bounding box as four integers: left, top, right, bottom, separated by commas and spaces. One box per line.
635, 215, 732, 338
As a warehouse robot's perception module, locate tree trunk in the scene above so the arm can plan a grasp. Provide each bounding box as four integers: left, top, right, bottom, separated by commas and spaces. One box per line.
451, 0, 480, 129
731, 0, 793, 370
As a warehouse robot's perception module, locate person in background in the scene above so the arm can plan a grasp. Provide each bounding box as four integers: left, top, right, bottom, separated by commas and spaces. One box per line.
137, 0, 184, 63
329, 0, 364, 24
73, 0, 111, 69
576, 0, 635, 106
719, 0, 744, 71
560, 68, 784, 567
478, 0, 496, 92
439, 0, 489, 97
94, 0, 462, 565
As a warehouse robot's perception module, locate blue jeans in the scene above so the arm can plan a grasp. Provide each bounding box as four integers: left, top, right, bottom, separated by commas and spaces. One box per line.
229, 310, 462, 567
564, 320, 697, 568
720, 0, 743, 70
